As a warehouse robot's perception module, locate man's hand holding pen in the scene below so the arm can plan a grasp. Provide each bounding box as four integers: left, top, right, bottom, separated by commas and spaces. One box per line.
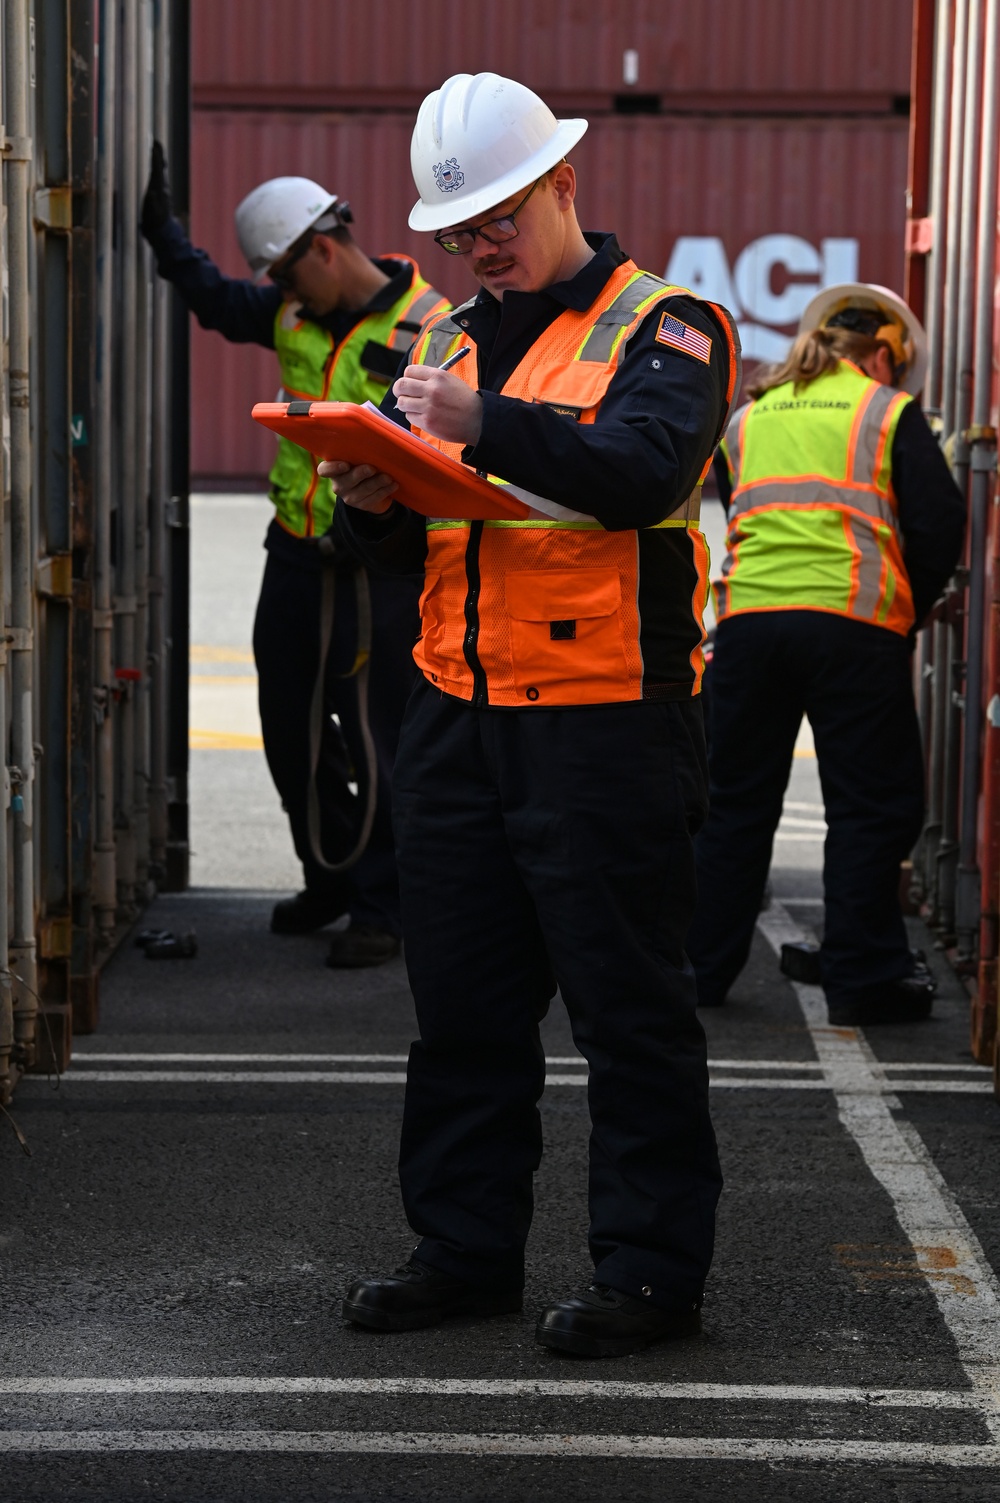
319, 345, 482, 511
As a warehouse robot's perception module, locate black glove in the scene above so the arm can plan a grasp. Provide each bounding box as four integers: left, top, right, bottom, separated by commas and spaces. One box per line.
140, 140, 172, 241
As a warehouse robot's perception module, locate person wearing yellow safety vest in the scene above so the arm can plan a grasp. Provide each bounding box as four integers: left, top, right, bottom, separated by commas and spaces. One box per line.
687, 285, 965, 1025
140, 146, 448, 966
317, 73, 741, 1358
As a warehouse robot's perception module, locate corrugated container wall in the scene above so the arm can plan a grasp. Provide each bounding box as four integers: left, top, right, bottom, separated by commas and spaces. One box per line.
0, 0, 190, 1103
190, 1, 914, 484
192, 0, 913, 110
903, 0, 1000, 1086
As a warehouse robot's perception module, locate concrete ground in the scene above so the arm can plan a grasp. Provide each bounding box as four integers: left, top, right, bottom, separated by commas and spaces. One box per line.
1, 495, 999, 1499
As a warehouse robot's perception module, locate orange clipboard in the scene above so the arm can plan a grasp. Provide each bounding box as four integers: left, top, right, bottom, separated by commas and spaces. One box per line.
251, 400, 531, 521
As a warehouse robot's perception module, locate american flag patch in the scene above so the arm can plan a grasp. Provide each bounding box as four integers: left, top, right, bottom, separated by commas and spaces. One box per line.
655, 311, 713, 364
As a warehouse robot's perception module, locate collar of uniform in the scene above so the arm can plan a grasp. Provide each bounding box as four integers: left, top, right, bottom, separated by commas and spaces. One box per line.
299, 255, 415, 335
458, 232, 627, 344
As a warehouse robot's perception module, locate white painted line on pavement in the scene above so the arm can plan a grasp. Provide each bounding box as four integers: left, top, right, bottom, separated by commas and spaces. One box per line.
758, 904, 1000, 1436
73, 1054, 415, 1064
69, 1053, 990, 1074
57, 1070, 994, 1093
0, 1376, 990, 1407
0, 1431, 996, 1462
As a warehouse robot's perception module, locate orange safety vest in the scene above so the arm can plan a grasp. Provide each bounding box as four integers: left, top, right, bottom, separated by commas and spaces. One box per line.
407, 262, 740, 708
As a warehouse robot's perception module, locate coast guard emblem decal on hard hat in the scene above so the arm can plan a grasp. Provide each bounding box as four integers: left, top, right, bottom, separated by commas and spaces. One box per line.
433, 158, 465, 194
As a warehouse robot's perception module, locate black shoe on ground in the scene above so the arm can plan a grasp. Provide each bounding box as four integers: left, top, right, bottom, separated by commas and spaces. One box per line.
343, 1258, 523, 1332
325, 924, 400, 969
782, 943, 937, 992
271, 889, 347, 935
780, 940, 822, 985
827, 972, 936, 1026
535, 1284, 702, 1358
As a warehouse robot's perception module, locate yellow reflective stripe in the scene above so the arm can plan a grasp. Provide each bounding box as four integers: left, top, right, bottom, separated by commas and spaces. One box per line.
482, 518, 603, 530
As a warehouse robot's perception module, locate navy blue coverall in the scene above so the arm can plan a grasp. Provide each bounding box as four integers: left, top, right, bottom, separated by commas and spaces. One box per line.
146, 218, 421, 931
334, 235, 731, 1308
688, 410, 965, 1010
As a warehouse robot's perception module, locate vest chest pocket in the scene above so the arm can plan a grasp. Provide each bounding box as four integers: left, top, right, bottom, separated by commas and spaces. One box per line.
528, 360, 616, 425
502, 569, 630, 705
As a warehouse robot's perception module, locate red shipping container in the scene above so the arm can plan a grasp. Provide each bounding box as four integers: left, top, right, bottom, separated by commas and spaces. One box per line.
193, 0, 913, 113
189, 110, 908, 484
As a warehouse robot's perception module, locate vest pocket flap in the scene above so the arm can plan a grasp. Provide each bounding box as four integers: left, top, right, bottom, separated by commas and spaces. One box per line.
527, 360, 616, 412
504, 569, 621, 621
359, 339, 401, 382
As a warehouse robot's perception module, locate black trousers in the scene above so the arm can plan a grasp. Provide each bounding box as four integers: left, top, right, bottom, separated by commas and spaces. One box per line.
253, 550, 420, 933
392, 679, 722, 1309
687, 611, 925, 1007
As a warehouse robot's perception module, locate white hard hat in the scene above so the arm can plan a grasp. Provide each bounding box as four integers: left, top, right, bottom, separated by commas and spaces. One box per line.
235, 177, 341, 284
408, 72, 588, 232
798, 282, 928, 396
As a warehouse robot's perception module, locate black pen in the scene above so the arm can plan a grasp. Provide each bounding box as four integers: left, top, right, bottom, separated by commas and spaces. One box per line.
440, 345, 472, 372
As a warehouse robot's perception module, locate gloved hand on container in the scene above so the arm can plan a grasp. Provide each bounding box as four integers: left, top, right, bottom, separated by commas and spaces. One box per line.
140, 139, 172, 242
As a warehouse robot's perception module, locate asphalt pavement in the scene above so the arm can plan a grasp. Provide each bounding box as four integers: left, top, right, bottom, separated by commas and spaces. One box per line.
0, 495, 998, 1500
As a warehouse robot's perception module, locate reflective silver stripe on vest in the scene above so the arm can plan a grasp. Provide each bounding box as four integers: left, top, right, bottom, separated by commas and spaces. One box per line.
420, 300, 476, 367
497, 482, 595, 523
847, 517, 889, 621
390, 286, 447, 349
849, 382, 904, 486
722, 403, 750, 507
729, 475, 898, 526
576, 273, 674, 363
668, 487, 702, 525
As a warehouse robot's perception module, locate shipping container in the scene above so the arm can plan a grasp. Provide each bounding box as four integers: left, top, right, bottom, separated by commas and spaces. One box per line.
903, 0, 1000, 1087
0, 0, 190, 1102
189, 110, 909, 485
191, 0, 914, 114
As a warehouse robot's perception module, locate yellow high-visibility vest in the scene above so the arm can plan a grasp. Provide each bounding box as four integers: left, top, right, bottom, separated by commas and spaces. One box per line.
714, 359, 914, 636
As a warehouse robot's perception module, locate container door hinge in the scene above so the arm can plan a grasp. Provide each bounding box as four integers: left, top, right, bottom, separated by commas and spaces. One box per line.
34, 185, 72, 231
39, 916, 72, 960
36, 555, 73, 599
905, 217, 934, 254
165, 495, 189, 529
3, 135, 33, 162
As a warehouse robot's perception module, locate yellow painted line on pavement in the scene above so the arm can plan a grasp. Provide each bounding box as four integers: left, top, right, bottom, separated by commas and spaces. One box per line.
190, 645, 255, 664
189, 675, 258, 686
189, 729, 264, 751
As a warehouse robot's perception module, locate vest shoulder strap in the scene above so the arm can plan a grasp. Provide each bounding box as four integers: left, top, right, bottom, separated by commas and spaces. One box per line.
576, 273, 682, 364
387, 284, 450, 349
415, 298, 477, 367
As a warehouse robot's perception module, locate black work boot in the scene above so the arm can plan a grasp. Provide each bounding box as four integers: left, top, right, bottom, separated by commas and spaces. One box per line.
536, 1284, 702, 1358
827, 971, 936, 1026
343, 1258, 523, 1332
325, 924, 401, 969
271, 889, 347, 935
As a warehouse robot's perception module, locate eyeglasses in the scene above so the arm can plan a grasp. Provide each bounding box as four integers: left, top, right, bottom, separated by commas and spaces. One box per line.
269, 231, 317, 290
433, 177, 543, 256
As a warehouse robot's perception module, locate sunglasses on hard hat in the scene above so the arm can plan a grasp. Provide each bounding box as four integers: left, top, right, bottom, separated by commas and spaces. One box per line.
269, 232, 317, 290
433, 177, 543, 256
